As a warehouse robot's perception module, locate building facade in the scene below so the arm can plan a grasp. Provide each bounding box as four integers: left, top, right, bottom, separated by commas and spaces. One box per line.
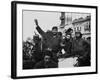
72, 16, 91, 39
59, 12, 91, 39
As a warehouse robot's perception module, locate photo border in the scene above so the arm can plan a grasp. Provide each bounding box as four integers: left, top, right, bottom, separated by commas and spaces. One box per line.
11, 1, 98, 79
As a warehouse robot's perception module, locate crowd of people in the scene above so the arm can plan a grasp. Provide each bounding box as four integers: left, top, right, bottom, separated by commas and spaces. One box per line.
23, 19, 91, 69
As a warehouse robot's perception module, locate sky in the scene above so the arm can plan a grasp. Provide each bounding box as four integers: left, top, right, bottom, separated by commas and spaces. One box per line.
23, 10, 89, 41
23, 10, 61, 41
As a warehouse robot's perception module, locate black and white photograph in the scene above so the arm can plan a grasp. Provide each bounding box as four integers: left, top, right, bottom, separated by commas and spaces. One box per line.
11, 1, 97, 79
23, 11, 91, 69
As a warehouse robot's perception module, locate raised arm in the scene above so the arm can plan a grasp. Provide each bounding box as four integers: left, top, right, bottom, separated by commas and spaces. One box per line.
34, 19, 45, 36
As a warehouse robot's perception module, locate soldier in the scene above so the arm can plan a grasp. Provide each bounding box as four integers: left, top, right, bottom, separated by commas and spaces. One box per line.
60, 34, 72, 58
32, 35, 43, 62
72, 32, 90, 67
34, 19, 62, 63
65, 28, 73, 37
34, 50, 58, 69
23, 41, 36, 69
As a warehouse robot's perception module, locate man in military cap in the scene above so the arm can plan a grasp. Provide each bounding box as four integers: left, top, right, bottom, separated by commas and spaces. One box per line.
34, 19, 62, 63
72, 31, 90, 67
34, 50, 58, 69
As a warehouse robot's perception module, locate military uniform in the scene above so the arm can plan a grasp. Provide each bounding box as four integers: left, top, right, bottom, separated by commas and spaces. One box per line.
72, 38, 90, 66
36, 26, 62, 63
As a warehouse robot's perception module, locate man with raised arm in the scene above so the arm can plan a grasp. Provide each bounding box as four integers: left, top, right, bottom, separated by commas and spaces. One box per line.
34, 19, 62, 63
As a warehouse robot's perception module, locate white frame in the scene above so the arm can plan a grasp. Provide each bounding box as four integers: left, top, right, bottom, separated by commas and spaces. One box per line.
11, 1, 98, 79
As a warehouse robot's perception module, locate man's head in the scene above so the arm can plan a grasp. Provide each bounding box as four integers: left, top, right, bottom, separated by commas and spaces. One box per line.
65, 28, 73, 35
87, 37, 91, 43
52, 26, 58, 34
75, 32, 82, 39
33, 35, 40, 43
43, 50, 53, 62
44, 55, 51, 62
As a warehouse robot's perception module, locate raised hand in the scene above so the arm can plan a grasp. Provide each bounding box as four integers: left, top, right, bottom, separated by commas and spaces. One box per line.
34, 19, 38, 26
